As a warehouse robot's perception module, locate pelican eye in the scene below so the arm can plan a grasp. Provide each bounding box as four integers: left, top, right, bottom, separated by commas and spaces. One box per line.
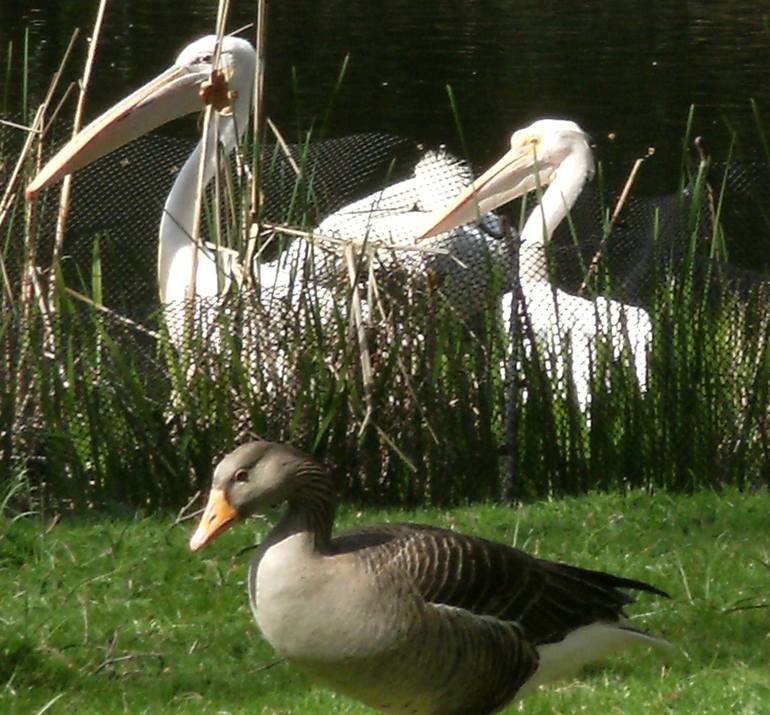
234, 468, 249, 483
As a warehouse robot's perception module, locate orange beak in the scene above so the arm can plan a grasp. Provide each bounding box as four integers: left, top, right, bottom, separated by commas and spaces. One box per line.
25, 62, 209, 200
415, 141, 555, 241
189, 488, 239, 551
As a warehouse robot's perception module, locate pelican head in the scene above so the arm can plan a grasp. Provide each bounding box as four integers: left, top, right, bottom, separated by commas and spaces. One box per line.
26, 35, 256, 200
417, 118, 593, 240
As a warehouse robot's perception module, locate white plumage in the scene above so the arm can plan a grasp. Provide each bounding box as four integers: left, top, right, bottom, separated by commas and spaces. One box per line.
419, 118, 652, 409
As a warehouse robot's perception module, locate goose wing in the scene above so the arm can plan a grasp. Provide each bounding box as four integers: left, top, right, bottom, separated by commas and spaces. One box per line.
334, 522, 666, 645
331, 523, 539, 713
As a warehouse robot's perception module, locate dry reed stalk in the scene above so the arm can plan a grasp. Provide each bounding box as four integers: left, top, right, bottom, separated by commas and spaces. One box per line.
578, 146, 655, 296
185, 0, 230, 346
28, 266, 56, 359
241, 3, 269, 292
1, 64, 73, 302
217, 148, 240, 245
343, 243, 373, 434
0, 244, 12, 305
18, 104, 48, 310
0, 28, 78, 239
371, 419, 418, 473
266, 118, 301, 176
500, 217, 520, 501
212, 112, 224, 283
184, 95, 214, 338
62, 286, 161, 340
37, 1, 109, 403
0, 118, 39, 132
41, 80, 78, 137
0, 104, 44, 306
260, 222, 452, 257
251, 0, 269, 202
49, 1, 108, 294
8, 29, 80, 453
366, 262, 440, 446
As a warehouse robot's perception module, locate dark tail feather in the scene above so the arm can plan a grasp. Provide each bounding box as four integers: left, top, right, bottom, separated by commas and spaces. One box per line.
551, 561, 670, 600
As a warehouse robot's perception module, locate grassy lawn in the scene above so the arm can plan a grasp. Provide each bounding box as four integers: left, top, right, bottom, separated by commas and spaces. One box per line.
1, 488, 768, 714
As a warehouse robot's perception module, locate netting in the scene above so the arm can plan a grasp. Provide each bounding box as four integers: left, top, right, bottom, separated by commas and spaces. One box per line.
3, 121, 770, 507
12, 129, 421, 313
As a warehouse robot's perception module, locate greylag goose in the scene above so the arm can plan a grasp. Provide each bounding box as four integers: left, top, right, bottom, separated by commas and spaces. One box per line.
190, 440, 668, 714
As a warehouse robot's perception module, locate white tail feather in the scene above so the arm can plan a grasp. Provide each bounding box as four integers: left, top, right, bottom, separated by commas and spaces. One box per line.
518, 621, 669, 697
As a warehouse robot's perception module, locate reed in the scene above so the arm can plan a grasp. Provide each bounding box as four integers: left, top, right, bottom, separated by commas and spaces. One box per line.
1, 27, 768, 512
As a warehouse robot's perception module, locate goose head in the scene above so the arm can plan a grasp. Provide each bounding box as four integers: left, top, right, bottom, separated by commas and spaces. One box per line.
26, 34, 256, 199
189, 441, 313, 551
417, 118, 594, 239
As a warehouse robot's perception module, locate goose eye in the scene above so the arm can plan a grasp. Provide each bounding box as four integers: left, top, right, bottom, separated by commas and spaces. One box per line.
234, 468, 249, 483
199, 53, 213, 64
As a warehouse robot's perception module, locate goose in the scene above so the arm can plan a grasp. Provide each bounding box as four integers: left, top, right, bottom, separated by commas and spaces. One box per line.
190, 440, 668, 714
417, 119, 652, 409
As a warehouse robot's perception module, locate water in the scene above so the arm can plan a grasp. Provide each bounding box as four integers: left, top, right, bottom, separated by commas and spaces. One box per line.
2, 1, 769, 195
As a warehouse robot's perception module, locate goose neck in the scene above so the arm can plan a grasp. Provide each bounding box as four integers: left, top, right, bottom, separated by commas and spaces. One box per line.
273, 467, 337, 552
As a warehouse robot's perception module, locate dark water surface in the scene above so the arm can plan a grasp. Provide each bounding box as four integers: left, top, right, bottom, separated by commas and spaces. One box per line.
2, 1, 769, 194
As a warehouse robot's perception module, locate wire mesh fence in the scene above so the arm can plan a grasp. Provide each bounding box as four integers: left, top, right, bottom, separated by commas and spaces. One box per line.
2, 120, 770, 510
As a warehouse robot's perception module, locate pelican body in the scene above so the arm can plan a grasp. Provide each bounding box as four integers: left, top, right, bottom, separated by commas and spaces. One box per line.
315, 147, 513, 316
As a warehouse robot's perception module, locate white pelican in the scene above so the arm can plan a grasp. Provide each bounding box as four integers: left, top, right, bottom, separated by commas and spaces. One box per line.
273, 147, 514, 318
29, 36, 256, 301
26, 35, 319, 356
418, 119, 652, 409
26, 35, 517, 339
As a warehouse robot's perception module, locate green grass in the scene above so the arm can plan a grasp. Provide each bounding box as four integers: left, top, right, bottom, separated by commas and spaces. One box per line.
1, 488, 768, 714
